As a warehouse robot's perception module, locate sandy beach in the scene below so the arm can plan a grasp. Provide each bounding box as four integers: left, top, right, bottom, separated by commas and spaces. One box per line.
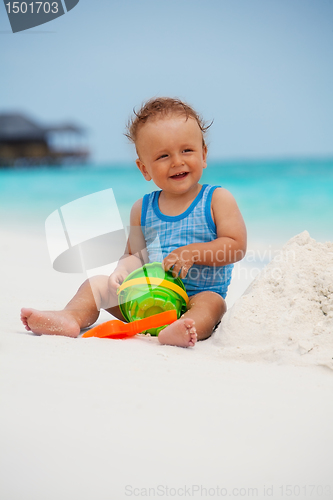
1, 0, 333, 496
1, 227, 332, 500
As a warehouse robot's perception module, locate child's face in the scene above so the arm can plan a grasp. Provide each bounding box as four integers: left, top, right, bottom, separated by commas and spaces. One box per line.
135, 114, 207, 195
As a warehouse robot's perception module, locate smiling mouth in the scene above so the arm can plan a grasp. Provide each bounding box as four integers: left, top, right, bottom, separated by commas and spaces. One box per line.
170, 171, 189, 179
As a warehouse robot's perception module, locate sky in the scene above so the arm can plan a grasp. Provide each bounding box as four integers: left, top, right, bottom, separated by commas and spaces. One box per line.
1, 0, 333, 163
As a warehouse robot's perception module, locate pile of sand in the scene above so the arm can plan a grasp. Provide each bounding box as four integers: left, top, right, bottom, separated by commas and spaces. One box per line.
214, 231, 333, 368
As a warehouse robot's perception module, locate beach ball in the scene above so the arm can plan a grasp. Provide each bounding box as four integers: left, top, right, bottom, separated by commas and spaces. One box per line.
117, 262, 189, 336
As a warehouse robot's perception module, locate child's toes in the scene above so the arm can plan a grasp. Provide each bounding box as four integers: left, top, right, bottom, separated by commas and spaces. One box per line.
183, 318, 195, 329
189, 335, 197, 347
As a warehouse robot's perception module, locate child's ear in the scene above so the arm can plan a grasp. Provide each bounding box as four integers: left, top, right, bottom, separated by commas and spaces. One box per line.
136, 158, 152, 181
202, 145, 208, 169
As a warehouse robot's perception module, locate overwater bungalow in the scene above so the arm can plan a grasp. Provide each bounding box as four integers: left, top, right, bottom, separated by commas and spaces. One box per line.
0, 112, 89, 167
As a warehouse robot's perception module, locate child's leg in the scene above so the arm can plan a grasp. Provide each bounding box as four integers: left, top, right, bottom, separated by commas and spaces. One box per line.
21, 275, 120, 338
158, 291, 226, 348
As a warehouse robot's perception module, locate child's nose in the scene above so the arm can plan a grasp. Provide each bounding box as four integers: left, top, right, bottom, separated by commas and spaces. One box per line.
172, 154, 184, 167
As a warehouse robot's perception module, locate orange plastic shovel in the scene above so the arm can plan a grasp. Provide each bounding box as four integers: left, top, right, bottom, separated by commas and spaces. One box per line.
82, 310, 178, 340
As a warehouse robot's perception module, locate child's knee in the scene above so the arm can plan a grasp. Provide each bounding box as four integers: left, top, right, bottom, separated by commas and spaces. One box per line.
87, 275, 118, 310
86, 275, 111, 302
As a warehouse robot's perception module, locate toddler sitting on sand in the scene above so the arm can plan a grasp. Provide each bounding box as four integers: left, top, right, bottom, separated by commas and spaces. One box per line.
21, 97, 247, 347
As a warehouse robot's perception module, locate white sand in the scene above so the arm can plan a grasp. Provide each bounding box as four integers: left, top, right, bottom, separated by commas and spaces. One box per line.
1, 228, 333, 500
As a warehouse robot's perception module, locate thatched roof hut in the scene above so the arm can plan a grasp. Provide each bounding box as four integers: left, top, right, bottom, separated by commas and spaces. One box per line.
0, 113, 89, 166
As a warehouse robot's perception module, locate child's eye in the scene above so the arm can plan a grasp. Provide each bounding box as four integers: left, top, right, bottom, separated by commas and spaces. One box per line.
183, 149, 193, 153
157, 154, 168, 160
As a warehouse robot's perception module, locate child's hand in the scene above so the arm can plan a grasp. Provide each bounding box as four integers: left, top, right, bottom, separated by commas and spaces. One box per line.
108, 269, 129, 293
163, 246, 197, 279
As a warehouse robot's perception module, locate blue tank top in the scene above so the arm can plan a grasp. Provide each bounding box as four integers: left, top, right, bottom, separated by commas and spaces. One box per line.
141, 184, 233, 298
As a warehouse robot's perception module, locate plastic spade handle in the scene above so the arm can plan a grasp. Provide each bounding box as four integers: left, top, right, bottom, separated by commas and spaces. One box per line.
82, 310, 178, 339
125, 309, 178, 336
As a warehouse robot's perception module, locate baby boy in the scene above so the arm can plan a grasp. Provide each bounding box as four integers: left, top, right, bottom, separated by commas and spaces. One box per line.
21, 97, 247, 348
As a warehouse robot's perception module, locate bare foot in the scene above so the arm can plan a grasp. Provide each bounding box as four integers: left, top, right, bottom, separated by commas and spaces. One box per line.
20, 308, 81, 338
158, 318, 197, 348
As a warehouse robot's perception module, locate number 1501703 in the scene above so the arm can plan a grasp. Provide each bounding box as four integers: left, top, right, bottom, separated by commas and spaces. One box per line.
5, 2, 60, 14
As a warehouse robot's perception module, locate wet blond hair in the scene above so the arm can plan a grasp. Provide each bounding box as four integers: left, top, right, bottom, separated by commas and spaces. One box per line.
125, 97, 212, 148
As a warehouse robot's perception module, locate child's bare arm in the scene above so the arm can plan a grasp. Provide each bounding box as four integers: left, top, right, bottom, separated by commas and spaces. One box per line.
163, 188, 247, 278
109, 199, 148, 290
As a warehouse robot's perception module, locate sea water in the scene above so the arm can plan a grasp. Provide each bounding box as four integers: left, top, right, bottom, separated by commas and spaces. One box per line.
1, 158, 332, 256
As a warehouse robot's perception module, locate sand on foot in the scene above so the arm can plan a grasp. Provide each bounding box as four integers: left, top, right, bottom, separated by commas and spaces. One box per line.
20, 308, 81, 338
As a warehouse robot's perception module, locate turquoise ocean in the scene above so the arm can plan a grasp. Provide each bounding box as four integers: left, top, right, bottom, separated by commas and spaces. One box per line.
1, 158, 332, 258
